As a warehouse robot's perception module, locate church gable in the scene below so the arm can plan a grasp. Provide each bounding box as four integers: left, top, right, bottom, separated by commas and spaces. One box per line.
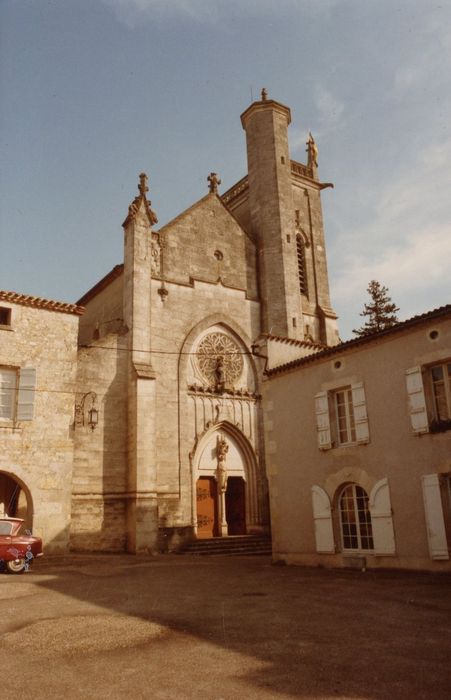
159, 194, 258, 299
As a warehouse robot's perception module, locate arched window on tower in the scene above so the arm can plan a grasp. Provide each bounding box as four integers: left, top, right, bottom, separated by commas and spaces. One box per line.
296, 234, 308, 297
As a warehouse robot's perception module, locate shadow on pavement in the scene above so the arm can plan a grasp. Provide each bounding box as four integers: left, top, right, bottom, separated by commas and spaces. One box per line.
5, 552, 449, 699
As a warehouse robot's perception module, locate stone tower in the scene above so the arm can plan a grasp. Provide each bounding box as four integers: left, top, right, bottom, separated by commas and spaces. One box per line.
240, 90, 339, 345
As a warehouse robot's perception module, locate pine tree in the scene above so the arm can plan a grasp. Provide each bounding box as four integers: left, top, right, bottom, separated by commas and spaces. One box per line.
353, 280, 400, 337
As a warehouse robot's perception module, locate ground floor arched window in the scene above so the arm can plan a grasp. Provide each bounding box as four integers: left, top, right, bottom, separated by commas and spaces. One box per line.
339, 483, 374, 551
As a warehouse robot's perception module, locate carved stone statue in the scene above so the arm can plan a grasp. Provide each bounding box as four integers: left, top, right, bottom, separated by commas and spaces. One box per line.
197, 332, 243, 389
306, 132, 318, 169
214, 356, 226, 393
216, 436, 229, 492
150, 239, 161, 275
208, 172, 221, 194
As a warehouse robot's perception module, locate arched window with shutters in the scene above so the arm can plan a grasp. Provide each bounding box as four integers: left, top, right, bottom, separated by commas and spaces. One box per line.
296, 234, 308, 297
339, 483, 374, 551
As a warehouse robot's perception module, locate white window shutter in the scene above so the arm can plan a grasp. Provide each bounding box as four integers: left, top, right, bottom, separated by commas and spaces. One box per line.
17, 368, 36, 421
351, 382, 370, 444
0, 369, 17, 420
369, 478, 396, 555
421, 474, 449, 560
405, 366, 429, 434
314, 391, 331, 450
311, 485, 335, 553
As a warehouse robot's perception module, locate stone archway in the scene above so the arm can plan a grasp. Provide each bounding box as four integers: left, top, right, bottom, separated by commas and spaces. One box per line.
192, 422, 259, 538
0, 471, 33, 529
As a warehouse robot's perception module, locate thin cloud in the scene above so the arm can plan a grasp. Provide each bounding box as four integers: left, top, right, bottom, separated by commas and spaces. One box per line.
364, 138, 451, 241
289, 127, 310, 157
288, 86, 345, 159
332, 135, 451, 328
332, 224, 450, 339
393, 63, 428, 95
334, 227, 450, 304
101, 0, 223, 25
101, 0, 340, 27
313, 85, 345, 136
331, 136, 451, 258
392, 15, 451, 99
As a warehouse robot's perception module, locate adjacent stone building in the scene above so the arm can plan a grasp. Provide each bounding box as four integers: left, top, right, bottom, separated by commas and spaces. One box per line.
263, 307, 451, 571
0, 291, 82, 552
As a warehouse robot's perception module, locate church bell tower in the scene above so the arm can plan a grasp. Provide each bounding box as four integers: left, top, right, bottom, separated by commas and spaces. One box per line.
241, 89, 339, 346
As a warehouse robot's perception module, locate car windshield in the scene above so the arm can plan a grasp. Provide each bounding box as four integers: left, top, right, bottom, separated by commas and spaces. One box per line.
0, 521, 14, 535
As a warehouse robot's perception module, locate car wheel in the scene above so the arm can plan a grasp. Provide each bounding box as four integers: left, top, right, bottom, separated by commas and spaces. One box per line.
6, 558, 26, 574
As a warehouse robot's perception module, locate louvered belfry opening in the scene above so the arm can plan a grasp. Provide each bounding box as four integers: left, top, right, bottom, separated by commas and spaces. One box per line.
296, 234, 308, 297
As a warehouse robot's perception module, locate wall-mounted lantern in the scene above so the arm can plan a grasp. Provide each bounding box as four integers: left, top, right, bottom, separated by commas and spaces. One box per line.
87, 404, 99, 430
74, 391, 98, 431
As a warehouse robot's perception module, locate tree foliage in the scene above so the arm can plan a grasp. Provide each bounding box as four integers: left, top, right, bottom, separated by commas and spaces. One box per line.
353, 280, 400, 337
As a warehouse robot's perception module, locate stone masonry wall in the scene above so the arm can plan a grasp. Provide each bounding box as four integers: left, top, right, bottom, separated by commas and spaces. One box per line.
71, 332, 128, 551
71, 247, 267, 551
78, 274, 124, 346
263, 316, 451, 571
150, 276, 266, 542
160, 195, 258, 300
0, 302, 79, 552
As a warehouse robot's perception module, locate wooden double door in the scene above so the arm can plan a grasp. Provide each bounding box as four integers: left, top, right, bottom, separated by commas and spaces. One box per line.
196, 476, 246, 538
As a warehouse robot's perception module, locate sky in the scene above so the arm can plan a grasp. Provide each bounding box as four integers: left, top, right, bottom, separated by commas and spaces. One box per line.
1, 0, 450, 340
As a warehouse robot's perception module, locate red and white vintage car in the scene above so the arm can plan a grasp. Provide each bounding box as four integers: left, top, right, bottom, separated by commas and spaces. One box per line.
0, 518, 43, 574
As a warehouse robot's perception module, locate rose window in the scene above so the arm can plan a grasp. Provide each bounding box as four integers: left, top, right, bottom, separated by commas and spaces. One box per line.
197, 333, 243, 386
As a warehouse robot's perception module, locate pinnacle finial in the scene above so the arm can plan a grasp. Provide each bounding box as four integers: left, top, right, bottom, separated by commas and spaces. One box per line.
138, 172, 149, 196
208, 172, 221, 194
123, 171, 158, 227
261, 87, 268, 101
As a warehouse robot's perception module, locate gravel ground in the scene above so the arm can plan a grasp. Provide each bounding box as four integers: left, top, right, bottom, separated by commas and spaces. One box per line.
1, 554, 450, 700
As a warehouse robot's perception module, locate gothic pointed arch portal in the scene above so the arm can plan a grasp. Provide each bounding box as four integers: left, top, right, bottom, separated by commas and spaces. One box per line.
192, 422, 259, 539
0, 471, 33, 529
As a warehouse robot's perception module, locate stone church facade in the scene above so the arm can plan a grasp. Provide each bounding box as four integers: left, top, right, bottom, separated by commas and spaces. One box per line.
70, 91, 339, 553
1, 91, 450, 569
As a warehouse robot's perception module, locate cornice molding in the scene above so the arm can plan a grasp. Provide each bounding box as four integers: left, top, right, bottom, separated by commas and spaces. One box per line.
240, 98, 291, 129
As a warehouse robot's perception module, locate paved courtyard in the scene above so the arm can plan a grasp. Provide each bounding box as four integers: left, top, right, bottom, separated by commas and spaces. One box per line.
1, 554, 450, 699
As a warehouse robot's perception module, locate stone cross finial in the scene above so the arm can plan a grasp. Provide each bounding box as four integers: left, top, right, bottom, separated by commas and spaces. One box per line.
306, 132, 318, 168
138, 172, 149, 196
208, 172, 221, 194
261, 87, 268, 101
123, 171, 158, 227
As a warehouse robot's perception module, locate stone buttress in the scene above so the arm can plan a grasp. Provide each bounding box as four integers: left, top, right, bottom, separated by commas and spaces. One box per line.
122, 173, 159, 553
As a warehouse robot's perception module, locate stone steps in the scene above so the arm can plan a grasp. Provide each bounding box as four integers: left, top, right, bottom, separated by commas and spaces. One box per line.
181, 535, 272, 556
